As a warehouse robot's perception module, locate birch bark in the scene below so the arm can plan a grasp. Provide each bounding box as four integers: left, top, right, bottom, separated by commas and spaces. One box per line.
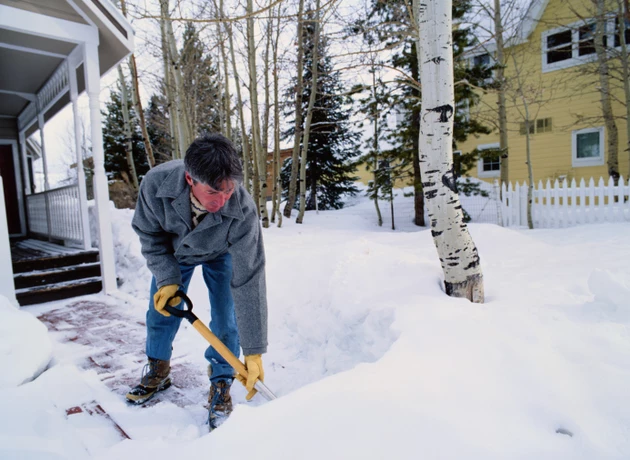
160, 0, 194, 152
227, 19, 251, 191
247, 0, 270, 227
594, 0, 619, 181
296, 1, 321, 224
494, 0, 509, 186
416, 0, 484, 302
283, 0, 306, 218
271, 5, 283, 226
218, 0, 232, 138
120, 0, 155, 169
160, 12, 180, 159
117, 65, 139, 190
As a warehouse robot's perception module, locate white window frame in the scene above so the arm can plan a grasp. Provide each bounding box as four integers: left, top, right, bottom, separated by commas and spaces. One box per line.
541, 17, 623, 73
465, 50, 495, 84
572, 126, 605, 167
476, 142, 501, 178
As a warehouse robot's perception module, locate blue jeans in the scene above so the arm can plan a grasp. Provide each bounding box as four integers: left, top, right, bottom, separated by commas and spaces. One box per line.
145, 252, 240, 383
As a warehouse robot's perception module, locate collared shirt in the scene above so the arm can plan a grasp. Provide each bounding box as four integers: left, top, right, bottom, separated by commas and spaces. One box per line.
190, 189, 208, 228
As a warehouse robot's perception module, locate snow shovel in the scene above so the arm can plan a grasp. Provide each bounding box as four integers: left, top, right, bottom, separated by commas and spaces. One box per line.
164, 290, 277, 401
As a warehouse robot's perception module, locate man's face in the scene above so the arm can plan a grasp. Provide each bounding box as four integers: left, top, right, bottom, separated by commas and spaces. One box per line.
185, 172, 235, 213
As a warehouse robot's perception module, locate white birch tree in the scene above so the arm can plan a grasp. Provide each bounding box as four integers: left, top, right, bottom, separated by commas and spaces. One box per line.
246, 0, 270, 227
416, 0, 484, 302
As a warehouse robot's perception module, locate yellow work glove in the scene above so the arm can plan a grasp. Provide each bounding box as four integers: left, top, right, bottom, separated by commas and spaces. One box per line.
153, 284, 181, 317
235, 354, 264, 401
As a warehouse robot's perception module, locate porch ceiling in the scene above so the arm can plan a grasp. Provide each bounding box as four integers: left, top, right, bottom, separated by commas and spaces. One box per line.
0, 0, 88, 24
0, 92, 29, 117
0, 47, 64, 97
0, 0, 133, 122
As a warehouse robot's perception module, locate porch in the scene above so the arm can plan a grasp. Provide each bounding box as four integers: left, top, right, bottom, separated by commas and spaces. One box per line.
11, 239, 102, 305
0, 1, 134, 306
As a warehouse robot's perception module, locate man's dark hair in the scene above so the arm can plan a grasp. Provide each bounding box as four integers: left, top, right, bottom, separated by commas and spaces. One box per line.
184, 133, 243, 189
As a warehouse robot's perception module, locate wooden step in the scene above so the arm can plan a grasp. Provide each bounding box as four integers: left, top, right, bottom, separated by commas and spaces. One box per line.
13, 263, 102, 290
13, 251, 100, 274
16, 278, 103, 306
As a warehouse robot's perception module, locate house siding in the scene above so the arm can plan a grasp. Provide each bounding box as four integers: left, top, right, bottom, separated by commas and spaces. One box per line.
457, 0, 630, 184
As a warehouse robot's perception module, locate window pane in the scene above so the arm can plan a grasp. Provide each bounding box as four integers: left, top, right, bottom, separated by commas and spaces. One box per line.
483, 158, 501, 172
578, 24, 596, 55
614, 17, 630, 47
537, 117, 552, 133
547, 44, 572, 63
547, 30, 572, 48
474, 53, 490, 67
576, 131, 600, 158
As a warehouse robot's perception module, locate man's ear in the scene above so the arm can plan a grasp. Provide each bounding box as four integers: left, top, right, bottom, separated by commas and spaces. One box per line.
184, 171, 194, 186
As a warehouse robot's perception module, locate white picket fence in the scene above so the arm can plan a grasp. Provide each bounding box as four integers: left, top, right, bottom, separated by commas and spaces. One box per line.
500, 177, 630, 228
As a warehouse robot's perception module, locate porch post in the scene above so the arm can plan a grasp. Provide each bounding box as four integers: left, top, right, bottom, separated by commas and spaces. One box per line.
37, 107, 52, 241
36, 110, 50, 191
68, 54, 93, 251
84, 42, 117, 294
18, 131, 31, 195
0, 177, 18, 307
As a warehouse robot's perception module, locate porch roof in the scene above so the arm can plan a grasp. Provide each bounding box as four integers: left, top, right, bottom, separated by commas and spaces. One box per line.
0, 0, 134, 127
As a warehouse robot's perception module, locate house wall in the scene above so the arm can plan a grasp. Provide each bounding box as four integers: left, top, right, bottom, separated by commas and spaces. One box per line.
458, 0, 630, 185
0, 118, 18, 140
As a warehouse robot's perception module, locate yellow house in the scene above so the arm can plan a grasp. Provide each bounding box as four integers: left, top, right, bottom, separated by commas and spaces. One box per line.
458, 0, 630, 185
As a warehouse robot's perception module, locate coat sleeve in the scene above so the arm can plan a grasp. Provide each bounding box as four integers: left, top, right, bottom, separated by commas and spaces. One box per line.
227, 193, 268, 355
132, 181, 182, 288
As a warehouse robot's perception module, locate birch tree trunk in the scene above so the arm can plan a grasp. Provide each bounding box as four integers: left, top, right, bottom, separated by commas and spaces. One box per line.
247, 0, 270, 227
296, 0, 321, 224
271, 5, 283, 226
416, 0, 484, 302
594, 0, 619, 181
616, 1, 630, 177
370, 67, 383, 227
218, 0, 232, 139
510, 53, 534, 229
263, 11, 273, 159
283, 0, 306, 218
117, 65, 139, 190
161, 0, 194, 153
160, 12, 180, 160
227, 19, 251, 191
494, 0, 509, 187
120, 0, 155, 169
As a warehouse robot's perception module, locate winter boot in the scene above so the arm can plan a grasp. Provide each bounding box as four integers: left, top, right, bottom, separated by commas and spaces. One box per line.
208, 378, 233, 430
125, 358, 171, 405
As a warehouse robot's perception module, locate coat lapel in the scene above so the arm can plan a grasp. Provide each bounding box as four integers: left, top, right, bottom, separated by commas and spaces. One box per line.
156, 164, 192, 231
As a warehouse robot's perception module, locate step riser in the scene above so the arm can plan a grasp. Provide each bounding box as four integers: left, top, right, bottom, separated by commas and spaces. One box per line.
13, 253, 100, 274
14, 265, 102, 290
17, 281, 103, 306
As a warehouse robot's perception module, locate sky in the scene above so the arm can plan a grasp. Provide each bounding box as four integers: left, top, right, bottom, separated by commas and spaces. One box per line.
1, 188, 629, 459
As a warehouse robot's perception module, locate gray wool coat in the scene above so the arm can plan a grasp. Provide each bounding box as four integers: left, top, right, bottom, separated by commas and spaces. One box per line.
132, 160, 267, 355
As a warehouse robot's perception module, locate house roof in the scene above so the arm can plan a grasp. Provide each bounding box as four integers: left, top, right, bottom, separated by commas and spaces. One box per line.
465, 0, 550, 56
0, 0, 133, 125
513, 0, 550, 43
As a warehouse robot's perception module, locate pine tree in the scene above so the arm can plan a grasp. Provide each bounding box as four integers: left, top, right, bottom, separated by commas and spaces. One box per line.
282, 11, 360, 210
102, 83, 150, 182
180, 22, 223, 136
146, 22, 224, 160
145, 94, 173, 164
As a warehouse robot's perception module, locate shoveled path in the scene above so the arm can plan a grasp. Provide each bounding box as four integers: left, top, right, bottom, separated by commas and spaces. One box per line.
38, 300, 210, 409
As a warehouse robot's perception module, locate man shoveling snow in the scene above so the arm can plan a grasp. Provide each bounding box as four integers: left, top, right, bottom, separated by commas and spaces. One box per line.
126, 133, 269, 430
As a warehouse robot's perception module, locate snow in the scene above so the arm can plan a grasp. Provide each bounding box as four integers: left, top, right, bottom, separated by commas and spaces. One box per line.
0, 296, 52, 388
2, 190, 630, 459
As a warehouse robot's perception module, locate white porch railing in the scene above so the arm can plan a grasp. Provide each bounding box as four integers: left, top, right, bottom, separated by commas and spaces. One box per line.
26, 184, 85, 246
501, 177, 630, 228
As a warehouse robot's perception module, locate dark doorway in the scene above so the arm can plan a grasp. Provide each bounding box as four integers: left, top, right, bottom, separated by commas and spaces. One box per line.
0, 144, 21, 235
